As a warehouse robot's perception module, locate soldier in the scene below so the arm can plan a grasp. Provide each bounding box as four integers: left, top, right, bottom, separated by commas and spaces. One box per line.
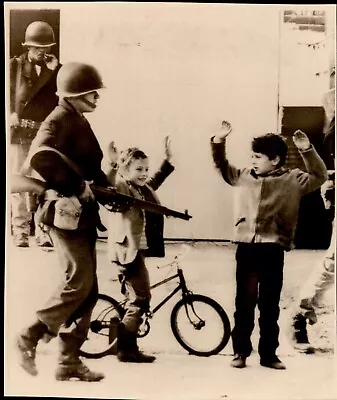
9, 21, 61, 248
16, 62, 111, 382
290, 76, 335, 353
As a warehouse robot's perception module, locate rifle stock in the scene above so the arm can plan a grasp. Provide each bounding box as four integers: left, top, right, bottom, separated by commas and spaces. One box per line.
11, 174, 47, 195
10, 175, 192, 221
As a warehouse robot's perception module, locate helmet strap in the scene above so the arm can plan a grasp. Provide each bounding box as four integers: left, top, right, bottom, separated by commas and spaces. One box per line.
79, 96, 96, 109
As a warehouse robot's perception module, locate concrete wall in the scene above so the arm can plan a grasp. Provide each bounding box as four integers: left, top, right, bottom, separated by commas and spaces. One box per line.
59, 3, 281, 240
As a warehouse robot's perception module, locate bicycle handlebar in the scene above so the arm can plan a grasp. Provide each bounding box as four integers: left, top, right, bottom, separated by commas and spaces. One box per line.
156, 244, 192, 270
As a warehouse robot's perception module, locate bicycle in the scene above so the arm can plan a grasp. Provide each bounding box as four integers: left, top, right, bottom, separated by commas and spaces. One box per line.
79, 245, 231, 359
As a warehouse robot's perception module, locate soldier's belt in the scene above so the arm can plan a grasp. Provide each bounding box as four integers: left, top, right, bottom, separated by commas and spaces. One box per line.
18, 119, 41, 130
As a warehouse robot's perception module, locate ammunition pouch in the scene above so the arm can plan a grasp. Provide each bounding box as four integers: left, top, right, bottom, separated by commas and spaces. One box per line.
54, 196, 82, 230
37, 190, 82, 230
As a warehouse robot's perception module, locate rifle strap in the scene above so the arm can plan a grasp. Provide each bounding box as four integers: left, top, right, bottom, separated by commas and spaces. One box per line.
31, 145, 84, 179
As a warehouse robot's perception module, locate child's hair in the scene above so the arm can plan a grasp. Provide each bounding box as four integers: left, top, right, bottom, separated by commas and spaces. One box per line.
118, 147, 148, 170
252, 133, 288, 167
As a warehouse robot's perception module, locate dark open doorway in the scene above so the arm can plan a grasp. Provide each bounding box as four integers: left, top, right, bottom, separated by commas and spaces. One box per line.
281, 106, 332, 249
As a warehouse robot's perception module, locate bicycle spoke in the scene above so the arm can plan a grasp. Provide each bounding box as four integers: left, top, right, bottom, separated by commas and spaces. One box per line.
80, 295, 123, 358
171, 294, 231, 356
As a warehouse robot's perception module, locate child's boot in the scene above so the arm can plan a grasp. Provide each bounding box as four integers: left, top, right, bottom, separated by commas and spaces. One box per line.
117, 323, 156, 363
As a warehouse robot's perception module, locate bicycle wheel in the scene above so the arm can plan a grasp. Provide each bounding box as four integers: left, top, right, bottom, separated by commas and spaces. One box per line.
79, 294, 124, 359
170, 294, 231, 357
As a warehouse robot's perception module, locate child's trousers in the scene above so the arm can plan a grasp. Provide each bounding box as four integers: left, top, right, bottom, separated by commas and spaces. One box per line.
117, 251, 151, 334
231, 242, 284, 360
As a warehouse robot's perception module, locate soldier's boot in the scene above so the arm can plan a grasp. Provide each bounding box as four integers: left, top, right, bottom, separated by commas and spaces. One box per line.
116, 323, 156, 363
17, 319, 48, 376
291, 313, 315, 354
55, 333, 105, 382
55, 362, 105, 382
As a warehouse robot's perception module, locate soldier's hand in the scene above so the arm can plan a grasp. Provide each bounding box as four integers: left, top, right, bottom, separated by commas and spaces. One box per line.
213, 120, 232, 143
293, 130, 311, 151
321, 178, 335, 210
10, 112, 19, 127
79, 180, 95, 202
323, 257, 335, 273
45, 54, 59, 70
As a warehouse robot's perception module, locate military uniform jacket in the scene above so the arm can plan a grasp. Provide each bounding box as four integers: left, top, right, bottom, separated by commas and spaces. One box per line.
30, 98, 110, 230
9, 52, 60, 144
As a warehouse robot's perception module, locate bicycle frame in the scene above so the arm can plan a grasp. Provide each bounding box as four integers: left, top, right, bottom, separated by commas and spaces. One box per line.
149, 266, 190, 315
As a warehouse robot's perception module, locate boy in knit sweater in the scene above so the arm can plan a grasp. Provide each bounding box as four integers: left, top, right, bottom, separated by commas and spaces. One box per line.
211, 121, 327, 369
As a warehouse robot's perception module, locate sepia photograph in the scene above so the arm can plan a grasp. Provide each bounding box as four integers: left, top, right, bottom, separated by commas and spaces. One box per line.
4, 2, 336, 399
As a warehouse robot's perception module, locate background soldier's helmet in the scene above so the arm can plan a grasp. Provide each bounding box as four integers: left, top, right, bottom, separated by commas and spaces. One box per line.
22, 21, 56, 47
56, 62, 106, 98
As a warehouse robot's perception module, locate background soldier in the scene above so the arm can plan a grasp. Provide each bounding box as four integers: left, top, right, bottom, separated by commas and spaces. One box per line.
291, 70, 335, 352
10, 21, 61, 247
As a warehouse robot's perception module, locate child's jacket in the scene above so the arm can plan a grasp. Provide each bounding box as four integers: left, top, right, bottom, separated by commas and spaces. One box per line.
108, 160, 174, 264
211, 138, 328, 250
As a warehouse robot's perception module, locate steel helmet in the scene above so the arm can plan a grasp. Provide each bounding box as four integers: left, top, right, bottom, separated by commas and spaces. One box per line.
56, 62, 106, 98
22, 21, 56, 47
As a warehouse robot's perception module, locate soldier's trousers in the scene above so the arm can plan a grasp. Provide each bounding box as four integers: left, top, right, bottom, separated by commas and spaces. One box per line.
297, 220, 335, 324
11, 142, 46, 240
36, 227, 99, 345
11, 143, 31, 236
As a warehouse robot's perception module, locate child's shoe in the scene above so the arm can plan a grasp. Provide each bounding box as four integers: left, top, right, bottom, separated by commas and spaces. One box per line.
260, 356, 286, 370
230, 354, 246, 368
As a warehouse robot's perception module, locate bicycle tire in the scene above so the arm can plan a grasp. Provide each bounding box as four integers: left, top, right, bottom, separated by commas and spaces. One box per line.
79, 294, 124, 359
170, 294, 231, 357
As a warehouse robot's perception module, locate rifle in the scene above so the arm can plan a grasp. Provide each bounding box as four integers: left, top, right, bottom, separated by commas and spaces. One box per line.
10, 174, 192, 221
91, 185, 192, 221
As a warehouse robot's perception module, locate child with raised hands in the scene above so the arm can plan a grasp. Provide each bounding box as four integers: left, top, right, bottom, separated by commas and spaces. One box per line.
108, 136, 174, 363
210, 122, 327, 370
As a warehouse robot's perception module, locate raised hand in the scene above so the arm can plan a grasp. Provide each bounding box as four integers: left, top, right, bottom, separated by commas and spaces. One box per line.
164, 135, 172, 161
213, 120, 232, 142
107, 141, 119, 166
292, 130, 311, 151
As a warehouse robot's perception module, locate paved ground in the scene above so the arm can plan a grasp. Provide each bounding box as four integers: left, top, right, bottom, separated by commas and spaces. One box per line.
4, 239, 336, 400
